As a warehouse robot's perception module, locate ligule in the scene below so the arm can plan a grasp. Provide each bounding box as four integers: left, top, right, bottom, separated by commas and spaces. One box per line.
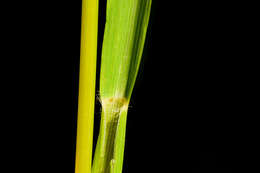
92, 0, 152, 173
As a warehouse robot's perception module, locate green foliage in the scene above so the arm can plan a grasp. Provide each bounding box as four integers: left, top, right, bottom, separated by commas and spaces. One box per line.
92, 1, 152, 173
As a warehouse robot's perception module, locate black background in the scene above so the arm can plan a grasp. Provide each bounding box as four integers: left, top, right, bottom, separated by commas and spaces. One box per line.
3, 0, 246, 172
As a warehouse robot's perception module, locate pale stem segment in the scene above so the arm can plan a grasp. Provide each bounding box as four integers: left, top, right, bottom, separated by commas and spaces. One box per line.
92, 98, 128, 173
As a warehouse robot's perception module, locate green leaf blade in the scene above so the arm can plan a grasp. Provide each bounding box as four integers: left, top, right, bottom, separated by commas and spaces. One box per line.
100, 0, 152, 100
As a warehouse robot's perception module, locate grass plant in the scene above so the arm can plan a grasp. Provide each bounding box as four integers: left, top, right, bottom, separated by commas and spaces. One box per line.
92, 1, 152, 173
75, 1, 152, 173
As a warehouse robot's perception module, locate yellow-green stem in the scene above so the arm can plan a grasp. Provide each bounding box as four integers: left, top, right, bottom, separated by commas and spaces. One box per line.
75, 0, 98, 173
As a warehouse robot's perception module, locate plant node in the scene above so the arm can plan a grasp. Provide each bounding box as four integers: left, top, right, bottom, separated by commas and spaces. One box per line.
101, 97, 129, 119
